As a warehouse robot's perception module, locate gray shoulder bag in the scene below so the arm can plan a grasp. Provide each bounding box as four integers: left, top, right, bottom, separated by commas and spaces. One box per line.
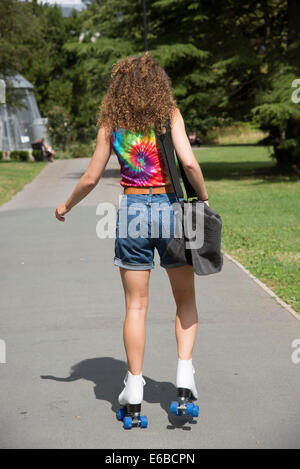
156, 118, 224, 276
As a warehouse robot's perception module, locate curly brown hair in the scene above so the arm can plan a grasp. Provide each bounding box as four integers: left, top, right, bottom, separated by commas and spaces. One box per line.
96, 51, 178, 136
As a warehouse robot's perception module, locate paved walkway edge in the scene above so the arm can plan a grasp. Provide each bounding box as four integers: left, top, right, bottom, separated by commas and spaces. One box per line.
224, 252, 300, 322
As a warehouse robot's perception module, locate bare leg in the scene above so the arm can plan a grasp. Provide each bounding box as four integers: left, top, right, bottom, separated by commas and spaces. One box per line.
119, 267, 151, 375
165, 264, 198, 359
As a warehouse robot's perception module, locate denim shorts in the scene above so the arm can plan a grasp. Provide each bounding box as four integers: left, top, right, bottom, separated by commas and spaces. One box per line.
114, 187, 187, 270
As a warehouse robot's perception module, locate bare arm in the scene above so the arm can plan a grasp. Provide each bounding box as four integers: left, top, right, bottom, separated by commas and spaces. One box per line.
55, 126, 112, 221
170, 108, 209, 201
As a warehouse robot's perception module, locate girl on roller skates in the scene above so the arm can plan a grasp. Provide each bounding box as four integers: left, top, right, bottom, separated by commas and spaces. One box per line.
55, 51, 209, 429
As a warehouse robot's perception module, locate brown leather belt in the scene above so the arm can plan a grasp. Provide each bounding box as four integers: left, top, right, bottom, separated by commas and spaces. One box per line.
123, 184, 174, 195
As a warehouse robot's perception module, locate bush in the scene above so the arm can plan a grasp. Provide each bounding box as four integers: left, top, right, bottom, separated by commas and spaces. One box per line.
54, 149, 72, 159
32, 150, 44, 161
10, 151, 19, 160
272, 138, 300, 167
51, 142, 94, 160
0, 151, 3, 160
19, 151, 29, 161
9, 150, 29, 161
251, 66, 300, 168
69, 142, 91, 159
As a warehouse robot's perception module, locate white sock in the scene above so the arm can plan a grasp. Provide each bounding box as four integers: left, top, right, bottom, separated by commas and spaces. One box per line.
178, 358, 193, 368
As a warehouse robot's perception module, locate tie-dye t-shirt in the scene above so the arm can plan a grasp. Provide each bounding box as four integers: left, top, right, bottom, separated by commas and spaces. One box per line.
110, 126, 171, 187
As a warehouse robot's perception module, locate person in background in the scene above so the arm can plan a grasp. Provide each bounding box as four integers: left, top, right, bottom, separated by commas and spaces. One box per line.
188, 132, 202, 146
41, 138, 55, 162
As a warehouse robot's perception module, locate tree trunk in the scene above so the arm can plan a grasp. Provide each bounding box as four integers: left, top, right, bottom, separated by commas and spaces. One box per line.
288, 0, 300, 69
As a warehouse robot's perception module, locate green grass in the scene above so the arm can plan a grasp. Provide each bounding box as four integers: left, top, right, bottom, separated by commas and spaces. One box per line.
0, 160, 47, 206
190, 145, 300, 313
206, 122, 268, 145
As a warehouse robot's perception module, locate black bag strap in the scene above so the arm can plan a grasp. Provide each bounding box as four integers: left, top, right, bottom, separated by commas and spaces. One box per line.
156, 119, 184, 199
156, 117, 197, 201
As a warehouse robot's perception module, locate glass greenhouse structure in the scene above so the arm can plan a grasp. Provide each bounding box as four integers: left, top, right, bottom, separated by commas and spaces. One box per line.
0, 73, 49, 152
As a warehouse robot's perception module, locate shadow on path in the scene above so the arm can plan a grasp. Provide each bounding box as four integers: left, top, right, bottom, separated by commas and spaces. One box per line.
41, 357, 197, 430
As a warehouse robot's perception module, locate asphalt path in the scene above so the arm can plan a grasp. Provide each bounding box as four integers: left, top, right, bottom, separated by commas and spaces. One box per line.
0, 157, 300, 448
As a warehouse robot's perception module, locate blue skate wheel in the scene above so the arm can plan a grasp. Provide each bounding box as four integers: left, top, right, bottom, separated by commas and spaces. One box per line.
117, 407, 127, 421
123, 416, 133, 429
193, 405, 199, 418
140, 416, 148, 428
170, 401, 178, 414
186, 403, 194, 416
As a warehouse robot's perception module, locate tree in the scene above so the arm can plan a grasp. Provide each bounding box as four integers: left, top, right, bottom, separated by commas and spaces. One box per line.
63, 0, 215, 137
250, 0, 300, 169
47, 105, 73, 151
5, 0, 298, 170
0, 0, 44, 109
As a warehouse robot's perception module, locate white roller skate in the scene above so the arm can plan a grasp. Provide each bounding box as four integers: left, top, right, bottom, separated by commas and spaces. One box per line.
117, 370, 148, 429
170, 358, 199, 418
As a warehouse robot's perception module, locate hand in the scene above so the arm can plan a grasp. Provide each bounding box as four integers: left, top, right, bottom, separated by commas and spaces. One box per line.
55, 203, 70, 222
197, 196, 209, 207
